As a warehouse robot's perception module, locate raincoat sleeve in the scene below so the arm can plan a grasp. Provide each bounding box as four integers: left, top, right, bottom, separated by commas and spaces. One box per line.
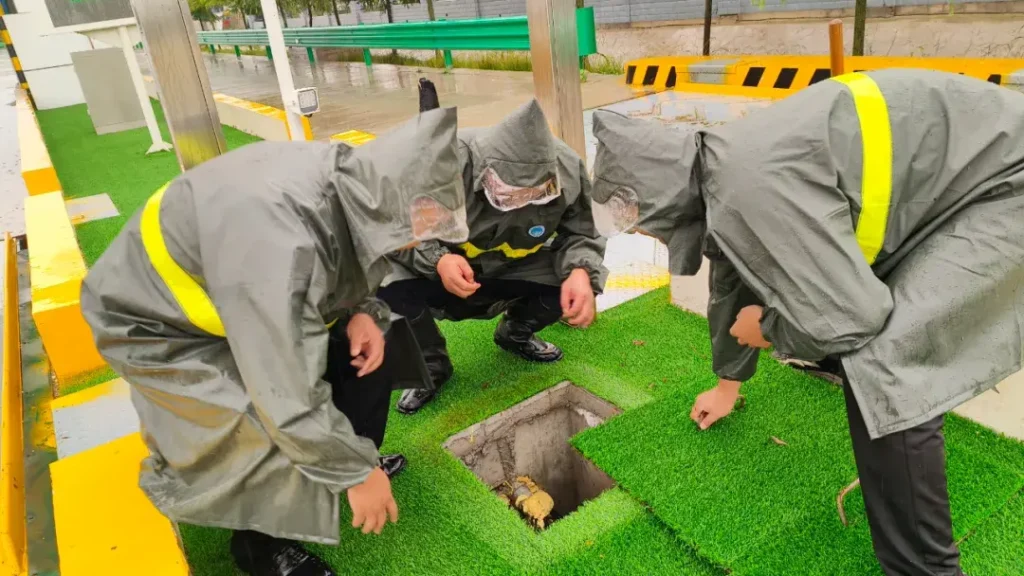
553, 161, 609, 293
342, 296, 393, 333
390, 241, 451, 280
708, 177, 894, 361
205, 208, 380, 494
707, 254, 761, 382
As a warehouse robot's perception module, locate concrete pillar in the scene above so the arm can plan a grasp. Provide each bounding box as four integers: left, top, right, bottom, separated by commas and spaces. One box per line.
131, 0, 227, 170
527, 0, 585, 161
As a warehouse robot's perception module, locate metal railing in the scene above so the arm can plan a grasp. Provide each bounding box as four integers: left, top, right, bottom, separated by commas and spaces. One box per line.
195, 8, 597, 69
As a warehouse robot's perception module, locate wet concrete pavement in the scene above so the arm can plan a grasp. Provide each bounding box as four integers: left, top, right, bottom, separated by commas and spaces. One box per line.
145, 50, 638, 139
0, 52, 27, 237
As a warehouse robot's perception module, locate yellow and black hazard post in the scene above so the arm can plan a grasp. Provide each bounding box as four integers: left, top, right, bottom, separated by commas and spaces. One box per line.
0, 2, 34, 108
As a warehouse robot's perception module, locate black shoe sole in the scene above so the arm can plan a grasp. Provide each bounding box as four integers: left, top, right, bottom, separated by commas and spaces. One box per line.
494, 340, 564, 363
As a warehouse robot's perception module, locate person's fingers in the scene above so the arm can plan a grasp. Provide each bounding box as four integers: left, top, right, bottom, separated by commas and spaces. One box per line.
351, 356, 366, 369
560, 284, 572, 316
373, 510, 386, 535
690, 398, 704, 423
577, 302, 595, 328
350, 331, 367, 358
352, 505, 366, 529
458, 260, 476, 283
566, 292, 586, 318
700, 410, 722, 430
387, 498, 399, 523
359, 339, 384, 377
361, 510, 378, 535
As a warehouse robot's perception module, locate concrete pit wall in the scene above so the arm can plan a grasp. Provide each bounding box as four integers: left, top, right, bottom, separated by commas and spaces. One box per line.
445, 382, 621, 520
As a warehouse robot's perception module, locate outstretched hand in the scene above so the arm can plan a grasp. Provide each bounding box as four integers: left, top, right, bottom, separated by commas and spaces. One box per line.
348, 467, 399, 535
691, 379, 742, 430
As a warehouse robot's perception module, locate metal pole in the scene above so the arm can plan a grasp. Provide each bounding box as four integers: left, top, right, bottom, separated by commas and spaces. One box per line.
235, 45, 242, 57
260, 0, 307, 140
829, 19, 845, 77
118, 25, 173, 155
131, 0, 227, 170
527, 0, 585, 161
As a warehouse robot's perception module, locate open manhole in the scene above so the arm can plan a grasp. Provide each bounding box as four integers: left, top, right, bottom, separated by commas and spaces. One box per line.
444, 382, 621, 530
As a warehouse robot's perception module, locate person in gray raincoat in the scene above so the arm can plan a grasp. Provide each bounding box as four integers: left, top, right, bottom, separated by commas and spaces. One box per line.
591, 69, 1024, 576
80, 108, 469, 576
377, 90, 608, 414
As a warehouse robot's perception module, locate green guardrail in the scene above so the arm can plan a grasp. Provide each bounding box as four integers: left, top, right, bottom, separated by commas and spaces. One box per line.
196, 8, 597, 70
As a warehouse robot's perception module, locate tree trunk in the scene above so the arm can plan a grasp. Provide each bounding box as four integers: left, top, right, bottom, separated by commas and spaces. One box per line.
575, 0, 583, 8
277, 0, 289, 27
199, 19, 208, 31
307, 1, 314, 26
853, 0, 866, 56
426, 0, 436, 20
332, 0, 342, 24
702, 0, 712, 56
240, 8, 250, 28
384, 0, 394, 23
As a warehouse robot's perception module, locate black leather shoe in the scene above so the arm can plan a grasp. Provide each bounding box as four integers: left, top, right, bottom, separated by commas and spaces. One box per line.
494, 318, 563, 363
396, 387, 437, 415
231, 531, 335, 576
379, 454, 407, 479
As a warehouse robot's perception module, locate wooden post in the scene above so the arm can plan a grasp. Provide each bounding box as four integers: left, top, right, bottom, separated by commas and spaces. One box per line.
829, 19, 845, 77
527, 0, 586, 161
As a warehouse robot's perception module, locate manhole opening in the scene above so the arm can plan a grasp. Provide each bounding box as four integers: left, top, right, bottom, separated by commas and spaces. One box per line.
444, 382, 621, 530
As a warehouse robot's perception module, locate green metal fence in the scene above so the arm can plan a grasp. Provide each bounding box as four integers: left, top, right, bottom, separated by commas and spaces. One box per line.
195, 8, 597, 69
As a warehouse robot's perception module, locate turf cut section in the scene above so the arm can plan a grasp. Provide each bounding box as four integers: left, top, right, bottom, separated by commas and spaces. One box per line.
36, 102, 262, 267
179, 290, 1024, 575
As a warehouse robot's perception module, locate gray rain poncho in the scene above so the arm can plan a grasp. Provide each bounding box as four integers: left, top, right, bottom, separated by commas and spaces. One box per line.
593, 69, 1024, 439
386, 99, 608, 295
80, 108, 468, 543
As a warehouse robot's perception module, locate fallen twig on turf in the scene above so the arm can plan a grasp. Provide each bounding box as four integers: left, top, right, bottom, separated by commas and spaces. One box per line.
837, 478, 862, 526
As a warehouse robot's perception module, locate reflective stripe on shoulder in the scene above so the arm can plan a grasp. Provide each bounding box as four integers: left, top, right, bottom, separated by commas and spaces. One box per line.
140, 184, 227, 337
459, 241, 545, 260
832, 72, 893, 265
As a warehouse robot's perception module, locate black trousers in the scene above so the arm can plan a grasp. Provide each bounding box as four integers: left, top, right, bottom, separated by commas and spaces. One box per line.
322, 321, 393, 448
843, 378, 964, 576
377, 277, 562, 327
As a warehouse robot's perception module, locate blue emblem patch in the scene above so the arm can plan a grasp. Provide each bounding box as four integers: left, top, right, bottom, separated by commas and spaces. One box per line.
528, 225, 546, 238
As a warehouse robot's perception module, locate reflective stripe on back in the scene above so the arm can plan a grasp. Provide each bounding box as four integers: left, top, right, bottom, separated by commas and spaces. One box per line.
832, 72, 893, 265
140, 185, 227, 337
459, 241, 545, 259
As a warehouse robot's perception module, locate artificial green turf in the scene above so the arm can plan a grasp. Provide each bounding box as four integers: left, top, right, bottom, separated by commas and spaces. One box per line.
35, 102, 262, 266
179, 289, 1024, 575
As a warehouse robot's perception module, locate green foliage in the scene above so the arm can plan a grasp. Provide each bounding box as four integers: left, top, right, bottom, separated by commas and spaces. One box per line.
188, 0, 219, 26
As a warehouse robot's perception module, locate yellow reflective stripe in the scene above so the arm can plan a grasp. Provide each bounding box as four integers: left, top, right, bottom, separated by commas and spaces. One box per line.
140, 185, 227, 337
326, 318, 338, 329
832, 73, 893, 265
459, 241, 545, 259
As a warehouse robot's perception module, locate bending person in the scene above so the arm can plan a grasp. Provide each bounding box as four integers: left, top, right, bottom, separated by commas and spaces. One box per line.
81, 109, 469, 576
590, 69, 1024, 576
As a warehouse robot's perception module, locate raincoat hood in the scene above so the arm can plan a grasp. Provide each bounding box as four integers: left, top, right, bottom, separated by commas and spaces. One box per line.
331, 106, 468, 287
591, 109, 706, 275
462, 99, 560, 197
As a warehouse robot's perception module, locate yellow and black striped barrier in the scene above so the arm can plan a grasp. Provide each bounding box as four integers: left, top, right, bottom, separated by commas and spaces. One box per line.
0, 3, 33, 109
625, 55, 1023, 95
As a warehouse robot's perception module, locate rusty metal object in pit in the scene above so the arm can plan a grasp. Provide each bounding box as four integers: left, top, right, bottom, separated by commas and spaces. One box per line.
837, 478, 861, 527
497, 476, 555, 529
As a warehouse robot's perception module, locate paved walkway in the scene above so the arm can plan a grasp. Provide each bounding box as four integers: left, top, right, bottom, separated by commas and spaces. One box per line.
0, 51, 27, 237
144, 50, 638, 139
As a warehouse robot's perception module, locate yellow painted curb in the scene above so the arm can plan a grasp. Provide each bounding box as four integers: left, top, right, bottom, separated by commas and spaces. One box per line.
1, 233, 28, 576
15, 90, 61, 196
24, 192, 106, 391
625, 55, 1023, 93
51, 433, 189, 576
213, 93, 314, 141
50, 378, 128, 411
331, 130, 377, 146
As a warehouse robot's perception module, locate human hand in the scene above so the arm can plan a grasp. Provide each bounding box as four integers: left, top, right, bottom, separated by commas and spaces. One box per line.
730, 305, 770, 349
560, 268, 596, 328
690, 379, 742, 430
347, 313, 384, 377
347, 467, 399, 535
437, 254, 480, 299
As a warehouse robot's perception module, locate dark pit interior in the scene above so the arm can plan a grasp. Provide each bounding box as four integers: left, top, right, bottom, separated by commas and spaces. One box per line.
444, 382, 621, 528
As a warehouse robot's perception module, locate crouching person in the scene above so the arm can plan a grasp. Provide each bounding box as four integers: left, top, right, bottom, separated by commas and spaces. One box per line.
378, 97, 608, 415
80, 109, 469, 576
590, 69, 1024, 575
